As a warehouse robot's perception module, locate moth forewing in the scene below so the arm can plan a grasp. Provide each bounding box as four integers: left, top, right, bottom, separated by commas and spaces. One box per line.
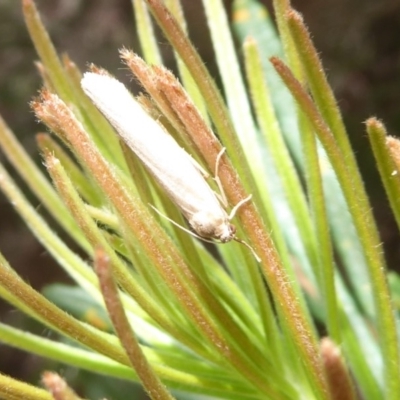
81, 72, 236, 243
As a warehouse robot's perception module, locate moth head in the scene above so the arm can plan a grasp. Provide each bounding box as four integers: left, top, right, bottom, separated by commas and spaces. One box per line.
214, 222, 236, 243
188, 210, 259, 261
189, 211, 236, 243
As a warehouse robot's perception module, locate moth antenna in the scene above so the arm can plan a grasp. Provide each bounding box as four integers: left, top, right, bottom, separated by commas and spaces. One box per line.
187, 154, 210, 178
149, 204, 215, 244
234, 237, 261, 263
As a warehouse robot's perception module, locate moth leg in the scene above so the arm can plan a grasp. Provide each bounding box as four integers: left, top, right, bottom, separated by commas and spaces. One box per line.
213, 148, 253, 217
213, 147, 228, 207
228, 194, 252, 220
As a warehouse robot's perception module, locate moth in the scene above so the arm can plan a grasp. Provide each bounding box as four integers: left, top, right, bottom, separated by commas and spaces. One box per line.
81, 72, 257, 259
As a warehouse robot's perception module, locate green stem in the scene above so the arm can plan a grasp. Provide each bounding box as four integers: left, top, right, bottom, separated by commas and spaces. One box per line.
0, 261, 129, 366
95, 248, 176, 400
0, 115, 90, 253
272, 56, 400, 400
0, 372, 52, 400
298, 111, 340, 342
367, 118, 400, 231
143, 0, 255, 195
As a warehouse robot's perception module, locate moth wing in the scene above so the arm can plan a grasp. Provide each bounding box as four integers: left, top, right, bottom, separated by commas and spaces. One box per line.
81, 72, 228, 222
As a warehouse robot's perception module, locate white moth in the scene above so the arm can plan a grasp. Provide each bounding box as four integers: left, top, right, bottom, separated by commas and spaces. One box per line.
81, 72, 256, 257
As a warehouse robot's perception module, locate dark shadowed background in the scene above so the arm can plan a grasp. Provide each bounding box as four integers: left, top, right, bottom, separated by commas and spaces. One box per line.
1, 0, 400, 397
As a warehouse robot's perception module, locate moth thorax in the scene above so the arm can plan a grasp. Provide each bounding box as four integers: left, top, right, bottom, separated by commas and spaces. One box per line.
190, 211, 236, 243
